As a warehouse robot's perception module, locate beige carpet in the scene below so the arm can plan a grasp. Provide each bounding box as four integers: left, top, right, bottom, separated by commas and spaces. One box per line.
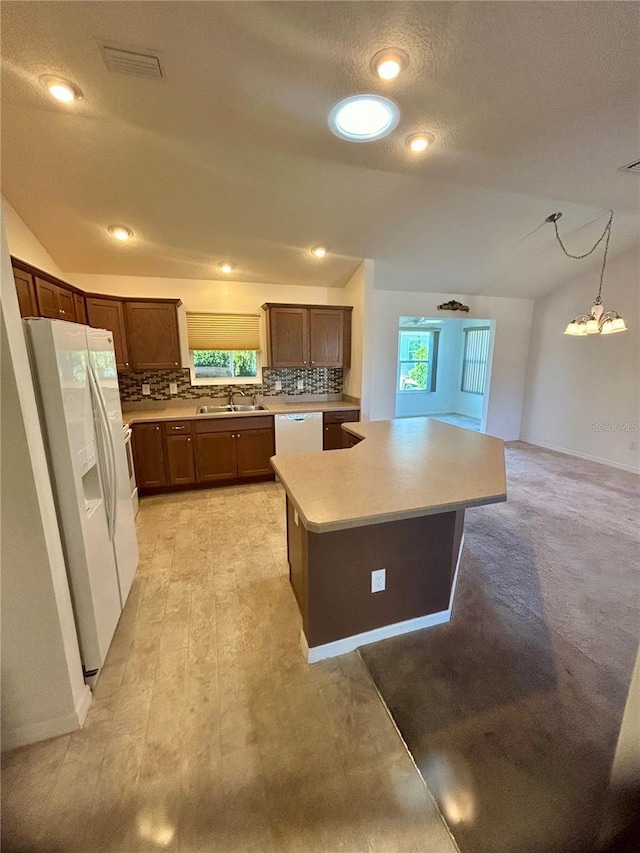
360, 442, 639, 853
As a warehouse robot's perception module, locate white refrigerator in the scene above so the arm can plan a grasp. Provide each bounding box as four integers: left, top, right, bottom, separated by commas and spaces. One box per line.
24, 318, 139, 685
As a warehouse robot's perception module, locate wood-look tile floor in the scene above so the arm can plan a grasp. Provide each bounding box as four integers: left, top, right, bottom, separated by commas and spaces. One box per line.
2, 483, 458, 853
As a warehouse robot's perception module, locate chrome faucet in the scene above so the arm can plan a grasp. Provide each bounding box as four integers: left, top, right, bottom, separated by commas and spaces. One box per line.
228, 387, 246, 406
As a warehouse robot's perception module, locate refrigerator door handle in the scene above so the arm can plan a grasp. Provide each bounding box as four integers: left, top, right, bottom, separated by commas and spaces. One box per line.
88, 365, 117, 540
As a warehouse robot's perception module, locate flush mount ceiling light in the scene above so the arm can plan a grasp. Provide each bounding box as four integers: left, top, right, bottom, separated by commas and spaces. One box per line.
328, 94, 399, 142
545, 211, 627, 336
39, 75, 83, 103
108, 225, 133, 241
405, 132, 434, 153
370, 48, 409, 81
217, 262, 234, 274
310, 246, 328, 258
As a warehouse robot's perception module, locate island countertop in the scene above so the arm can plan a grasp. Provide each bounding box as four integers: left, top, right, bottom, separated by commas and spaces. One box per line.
271, 418, 507, 533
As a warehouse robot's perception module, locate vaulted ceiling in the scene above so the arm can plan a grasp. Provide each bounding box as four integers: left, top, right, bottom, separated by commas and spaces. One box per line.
2, 1, 638, 296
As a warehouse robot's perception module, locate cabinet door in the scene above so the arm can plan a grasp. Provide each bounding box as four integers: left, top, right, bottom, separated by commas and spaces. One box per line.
166, 435, 196, 485
236, 428, 275, 477
323, 423, 346, 451
57, 287, 77, 323
132, 423, 167, 488
195, 432, 237, 482
13, 268, 38, 318
309, 309, 343, 367
125, 302, 180, 369
35, 277, 61, 319
86, 298, 130, 370
74, 293, 87, 325
268, 307, 309, 367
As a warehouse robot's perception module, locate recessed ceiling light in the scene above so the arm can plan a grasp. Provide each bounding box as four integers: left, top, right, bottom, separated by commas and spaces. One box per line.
39, 75, 83, 104
108, 225, 133, 241
217, 262, 234, 274
405, 132, 435, 153
328, 94, 400, 142
310, 246, 328, 258
370, 49, 409, 81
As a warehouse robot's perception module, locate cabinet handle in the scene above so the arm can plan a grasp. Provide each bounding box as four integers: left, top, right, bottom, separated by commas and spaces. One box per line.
155, 426, 160, 431
125, 362, 129, 367
174, 362, 178, 366
311, 360, 315, 365
187, 437, 191, 442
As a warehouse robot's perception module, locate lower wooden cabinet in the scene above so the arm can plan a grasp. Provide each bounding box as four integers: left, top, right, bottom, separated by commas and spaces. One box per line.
132, 423, 167, 488
132, 416, 276, 492
196, 432, 238, 482
323, 410, 361, 450
165, 422, 196, 485
236, 428, 276, 477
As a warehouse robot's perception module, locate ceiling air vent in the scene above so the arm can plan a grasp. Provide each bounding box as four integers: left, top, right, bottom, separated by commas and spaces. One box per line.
619, 159, 640, 173
100, 43, 164, 79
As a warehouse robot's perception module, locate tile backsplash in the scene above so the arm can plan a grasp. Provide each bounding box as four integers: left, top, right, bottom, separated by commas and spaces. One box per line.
117, 367, 344, 403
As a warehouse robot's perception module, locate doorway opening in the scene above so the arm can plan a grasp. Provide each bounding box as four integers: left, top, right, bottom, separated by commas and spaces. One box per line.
395, 316, 495, 432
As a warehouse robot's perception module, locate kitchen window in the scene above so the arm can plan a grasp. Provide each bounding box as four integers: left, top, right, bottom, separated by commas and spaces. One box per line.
461, 327, 491, 395
186, 312, 262, 385
397, 328, 439, 392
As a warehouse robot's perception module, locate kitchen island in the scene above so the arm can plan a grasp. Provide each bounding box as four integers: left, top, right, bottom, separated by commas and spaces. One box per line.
271, 418, 507, 662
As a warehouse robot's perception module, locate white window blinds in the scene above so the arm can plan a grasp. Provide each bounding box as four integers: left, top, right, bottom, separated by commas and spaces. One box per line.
186, 313, 260, 351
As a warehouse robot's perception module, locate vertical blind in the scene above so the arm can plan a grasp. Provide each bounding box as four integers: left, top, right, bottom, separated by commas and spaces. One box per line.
186, 313, 261, 351
461, 327, 491, 395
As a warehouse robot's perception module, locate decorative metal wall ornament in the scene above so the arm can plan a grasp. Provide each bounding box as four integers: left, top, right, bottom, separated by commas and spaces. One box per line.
546, 211, 628, 336
437, 300, 470, 313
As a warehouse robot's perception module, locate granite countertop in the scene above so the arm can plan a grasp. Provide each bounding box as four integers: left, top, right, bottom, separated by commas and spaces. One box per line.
122, 398, 360, 424
271, 418, 507, 533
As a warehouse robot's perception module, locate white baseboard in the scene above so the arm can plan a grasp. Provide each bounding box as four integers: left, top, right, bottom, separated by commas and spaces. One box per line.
519, 438, 639, 474
1, 685, 92, 752
303, 609, 451, 663
76, 684, 93, 726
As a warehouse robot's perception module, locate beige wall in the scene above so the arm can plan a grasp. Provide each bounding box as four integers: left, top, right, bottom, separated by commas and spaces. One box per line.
521, 245, 640, 471
1, 212, 90, 749
335, 259, 373, 407
2, 197, 63, 276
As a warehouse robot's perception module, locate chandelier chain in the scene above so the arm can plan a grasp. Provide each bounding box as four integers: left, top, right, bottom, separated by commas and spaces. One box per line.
552, 210, 614, 303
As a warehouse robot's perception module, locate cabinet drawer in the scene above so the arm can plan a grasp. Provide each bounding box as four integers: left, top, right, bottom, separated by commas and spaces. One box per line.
195, 415, 274, 433
323, 409, 360, 425
164, 421, 193, 434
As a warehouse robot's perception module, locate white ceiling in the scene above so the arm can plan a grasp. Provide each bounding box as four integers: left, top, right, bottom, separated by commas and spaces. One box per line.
1, 1, 639, 296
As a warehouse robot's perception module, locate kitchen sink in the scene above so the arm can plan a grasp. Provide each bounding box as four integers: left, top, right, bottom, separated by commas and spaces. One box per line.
196, 404, 267, 414
232, 404, 267, 411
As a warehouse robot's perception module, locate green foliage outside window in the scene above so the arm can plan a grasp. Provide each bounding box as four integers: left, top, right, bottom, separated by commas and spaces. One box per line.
192, 350, 257, 378
406, 345, 429, 389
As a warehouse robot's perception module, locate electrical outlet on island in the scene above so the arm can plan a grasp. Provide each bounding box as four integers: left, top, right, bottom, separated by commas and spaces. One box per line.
169, 382, 178, 395
275, 380, 282, 391
371, 568, 386, 593
297, 378, 304, 390
142, 383, 151, 396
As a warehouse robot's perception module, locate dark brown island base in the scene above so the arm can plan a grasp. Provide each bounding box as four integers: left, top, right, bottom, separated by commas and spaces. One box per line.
271, 418, 507, 662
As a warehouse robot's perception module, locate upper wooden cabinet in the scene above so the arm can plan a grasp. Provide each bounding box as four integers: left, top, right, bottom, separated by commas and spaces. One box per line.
262, 303, 352, 368
124, 301, 181, 370
11, 257, 183, 373
86, 297, 130, 370
35, 276, 76, 322
13, 268, 37, 318
264, 306, 309, 366
74, 293, 87, 325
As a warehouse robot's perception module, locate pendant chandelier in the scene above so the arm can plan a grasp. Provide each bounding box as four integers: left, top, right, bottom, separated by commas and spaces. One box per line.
546, 210, 627, 336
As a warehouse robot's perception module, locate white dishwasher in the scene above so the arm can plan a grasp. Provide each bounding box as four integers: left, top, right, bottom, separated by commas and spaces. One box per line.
275, 412, 323, 454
